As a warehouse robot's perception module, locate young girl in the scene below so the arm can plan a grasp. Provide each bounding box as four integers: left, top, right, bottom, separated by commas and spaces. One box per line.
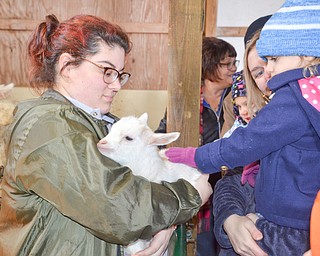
166, 0, 320, 254
223, 71, 250, 138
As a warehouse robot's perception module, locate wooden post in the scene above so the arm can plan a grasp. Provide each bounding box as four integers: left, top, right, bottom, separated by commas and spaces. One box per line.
168, 0, 203, 255
167, 0, 203, 143
204, 0, 218, 37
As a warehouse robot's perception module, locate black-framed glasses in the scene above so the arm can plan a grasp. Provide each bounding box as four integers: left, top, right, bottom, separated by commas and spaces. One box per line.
81, 58, 131, 87
219, 60, 240, 71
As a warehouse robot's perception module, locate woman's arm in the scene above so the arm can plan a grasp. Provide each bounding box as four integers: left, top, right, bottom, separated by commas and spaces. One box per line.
213, 169, 267, 256
213, 169, 255, 247
12, 110, 203, 245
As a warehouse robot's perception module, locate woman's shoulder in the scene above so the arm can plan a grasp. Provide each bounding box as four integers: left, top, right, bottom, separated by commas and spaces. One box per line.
11, 93, 96, 138
15, 96, 76, 123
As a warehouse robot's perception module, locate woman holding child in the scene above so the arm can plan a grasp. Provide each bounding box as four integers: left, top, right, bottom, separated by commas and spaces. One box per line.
166, 0, 320, 254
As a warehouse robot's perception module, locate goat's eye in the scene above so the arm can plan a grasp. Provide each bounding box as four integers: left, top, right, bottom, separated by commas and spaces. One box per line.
125, 136, 133, 141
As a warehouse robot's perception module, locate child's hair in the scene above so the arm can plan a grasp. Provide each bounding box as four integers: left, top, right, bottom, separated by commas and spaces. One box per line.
27, 14, 132, 93
243, 31, 269, 118
303, 58, 320, 78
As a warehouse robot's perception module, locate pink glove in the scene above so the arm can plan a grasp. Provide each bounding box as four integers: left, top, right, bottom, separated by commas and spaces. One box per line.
241, 161, 260, 187
165, 147, 197, 168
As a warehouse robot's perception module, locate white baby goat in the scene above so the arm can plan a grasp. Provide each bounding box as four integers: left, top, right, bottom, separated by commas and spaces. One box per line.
97, 113, 201, 256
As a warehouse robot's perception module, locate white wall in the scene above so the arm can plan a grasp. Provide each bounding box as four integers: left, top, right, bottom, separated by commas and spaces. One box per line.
218, 0, 285, 71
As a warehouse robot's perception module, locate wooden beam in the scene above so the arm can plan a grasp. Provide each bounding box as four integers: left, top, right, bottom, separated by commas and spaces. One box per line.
0, 18, 248, 37
0, 19, 168, 34
216, 26, 247, 37
204, 0, 218, 37
168, 2, 203, 255
168, 1, 203, 255
168, 1, 202, 146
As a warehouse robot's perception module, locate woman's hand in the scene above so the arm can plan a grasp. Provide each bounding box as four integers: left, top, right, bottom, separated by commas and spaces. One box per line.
223, 214, 267, 256
133, 226, 176, 256
192, 174, 213, 206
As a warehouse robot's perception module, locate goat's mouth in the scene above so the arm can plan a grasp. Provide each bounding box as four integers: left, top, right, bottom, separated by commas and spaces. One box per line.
97, 146, 111, 155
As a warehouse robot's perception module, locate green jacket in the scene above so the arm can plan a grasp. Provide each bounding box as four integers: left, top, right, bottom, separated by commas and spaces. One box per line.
0, 89, 201, 256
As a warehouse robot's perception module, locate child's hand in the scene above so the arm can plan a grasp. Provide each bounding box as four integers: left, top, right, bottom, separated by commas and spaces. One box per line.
165, 147, 197, 168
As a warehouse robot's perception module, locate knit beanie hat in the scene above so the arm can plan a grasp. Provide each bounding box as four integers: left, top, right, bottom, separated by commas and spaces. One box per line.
231, 71, 246, 101
231, 71, 247, 125
256, 0, 320, 58
244, 15, 271, 47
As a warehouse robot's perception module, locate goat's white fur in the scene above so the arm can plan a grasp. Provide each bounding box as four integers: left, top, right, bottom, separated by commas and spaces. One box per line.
97, 113, 201, 255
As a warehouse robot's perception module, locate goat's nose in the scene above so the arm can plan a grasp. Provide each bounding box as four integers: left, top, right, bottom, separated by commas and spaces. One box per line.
98, 140, 108, 145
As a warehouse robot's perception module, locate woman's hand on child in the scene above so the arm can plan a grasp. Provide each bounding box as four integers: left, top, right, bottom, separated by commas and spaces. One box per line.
223, 214, 267, 256
165, 147, 197, 168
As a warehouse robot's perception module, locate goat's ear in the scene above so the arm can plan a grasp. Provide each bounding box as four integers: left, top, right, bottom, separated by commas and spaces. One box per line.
138, 113, 148, 124
148, 132, 180, 146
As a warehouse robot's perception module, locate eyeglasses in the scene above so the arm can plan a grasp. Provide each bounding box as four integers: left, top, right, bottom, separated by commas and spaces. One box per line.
219, 60, 240, 71
81, 58, 131, 87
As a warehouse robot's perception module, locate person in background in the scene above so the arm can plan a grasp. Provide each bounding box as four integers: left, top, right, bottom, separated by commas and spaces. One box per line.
214, 29, 270, 256
197, 37, 238, 256
243, 16, 272, 119
0, 14, 212, 256
303, 190, 320, 256
212, 15, 272, 255
219, 14, 269, 138
223, 70, 250, 138
308, 190, 320, 256
166, 0, 320, 254
156, 37, 238, 256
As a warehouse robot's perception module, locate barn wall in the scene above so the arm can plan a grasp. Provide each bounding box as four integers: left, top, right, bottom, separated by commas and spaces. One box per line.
0, 0, 169, 90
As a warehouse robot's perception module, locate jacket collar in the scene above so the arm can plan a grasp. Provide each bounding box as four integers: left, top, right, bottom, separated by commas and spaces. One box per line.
41, 88, 70, 103
268, 65, 320, 92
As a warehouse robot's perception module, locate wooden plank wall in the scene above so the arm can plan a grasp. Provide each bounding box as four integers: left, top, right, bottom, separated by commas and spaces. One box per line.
0, 0, 169, 90
0, 0, 247, 91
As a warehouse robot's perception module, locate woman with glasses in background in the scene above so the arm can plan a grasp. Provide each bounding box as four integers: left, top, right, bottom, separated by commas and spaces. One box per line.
198, 37, 238, 256
156, 37, 239, 256
0, 14, 212, 256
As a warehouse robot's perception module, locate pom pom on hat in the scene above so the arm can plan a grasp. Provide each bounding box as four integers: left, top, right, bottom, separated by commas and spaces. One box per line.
256, 0, 320, 58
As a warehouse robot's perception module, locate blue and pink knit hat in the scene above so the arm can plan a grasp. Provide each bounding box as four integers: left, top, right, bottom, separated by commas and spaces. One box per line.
256, 0, 320, 58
